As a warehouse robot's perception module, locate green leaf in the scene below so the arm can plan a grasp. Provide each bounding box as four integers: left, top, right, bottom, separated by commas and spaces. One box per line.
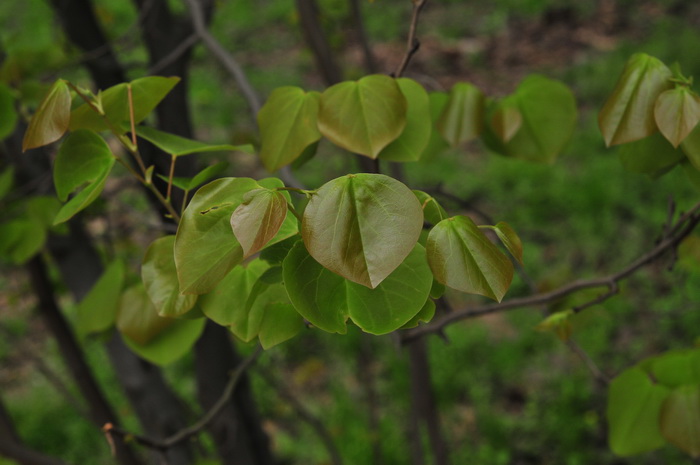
257, 300, 304, 349
318, 75, 407, 159
418, 92, 450, 161
427, 215, 514, 301
256, 177, 300, 245
655, 87, 700, 148
490, 99, 522, 143
493, 222, 523, 265
258, 87, 321, 171
54, 129, 114, 202
682, 124, 700, 171
413, 190, 448, 226
619, 132, 685, 176
485, 76, 577, 163
437, 82, 485, 147
660, 385, 700, 457
599, 53, 672, 146
142, 236, 198, 318
535, 309, 574, 341
0, 218, 46, 264
22, 79, 71, 151
378, 78, 431, 162
69, 77, 180, 133
174, 177, 259, 295
401, 299, 436, 329
26, 196, 62, 229
260, 236, 299, 266
283, 242, 433, 334
116, 284, 174, 345
53, 162, 113, 225
199, 259, 269, 326
646, 349, 700, 387
0, 83, 18, 140
135, 125, 245, 156
607, 367, 669, 456
76, 260, 124, 337
0, 166, 15, 202
230, 188, 289, 259
159, 161, 230, 192
302, 173, 423, 288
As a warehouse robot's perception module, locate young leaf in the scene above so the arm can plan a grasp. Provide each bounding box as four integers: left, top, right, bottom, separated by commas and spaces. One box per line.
660, 385, 700, 457
283, 241, 433, 335
70, 77, 180, 133
437, 82, 485, 147
378, 78, 431, 162
76, 260, 124, 337
135, 125, 247, 156
413, 190, 448, 226
142, 236, 198, 318
535, 309, 573, 341
302, 173, 423, 289
258, 87, 321, 171
493, 221, 523, 265
599, 53, 672, 146
427, 215, 514, 301
318, 75, 407, 159
607, 367, 669, 456
54, 129, 114, 202
230, 188, 289, 259
22, 79, 71, 151
655, 87, 700, 148
174, 177, 259, 294
619, 132, 685, 176
0, 83, 18, 141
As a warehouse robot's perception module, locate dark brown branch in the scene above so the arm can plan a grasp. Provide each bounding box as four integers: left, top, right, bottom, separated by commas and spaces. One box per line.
403, 200, 700, 342
295, 0, 344, 85
257, 366, 343, 465
394, 0, 428, 78
106, 346, 263, 451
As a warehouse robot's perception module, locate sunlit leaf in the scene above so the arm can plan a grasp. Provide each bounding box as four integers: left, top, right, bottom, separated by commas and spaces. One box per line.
142, 236, 198, 318
378, 78, 431, 162
231, 188, 289, 259
69, 76, 180, 133
660, 385, 700, 457
655, 87, 700, 147
599, 53, 672, 146
318, 75, 406, 159
302, 173, 423, 288
54, 130, 114, 202
437, 82, 484, 147
607, 367, 669, 456
135, 125, 245, 156
174, 177, 259, 294
22, 79, 71, 151
283, 242, 433, 334
76, 260, 124, 337
258, 87, 321, 171
427, 215, 514, 301
0, 83, 18, 140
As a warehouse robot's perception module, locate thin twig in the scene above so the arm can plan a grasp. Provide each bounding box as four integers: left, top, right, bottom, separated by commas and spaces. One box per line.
105, 345, 263, 451
565, 339, 611, 384
148, 33, 199, 75
403, 200, 700, 342
394, 0, 428, 78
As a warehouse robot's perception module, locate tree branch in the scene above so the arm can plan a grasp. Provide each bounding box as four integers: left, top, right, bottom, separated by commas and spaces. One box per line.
394, 0, 428, 78
106, 345, 263, 451
403, 200, 700, 342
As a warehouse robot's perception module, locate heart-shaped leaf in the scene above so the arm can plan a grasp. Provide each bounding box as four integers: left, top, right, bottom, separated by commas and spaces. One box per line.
142, 236, 198, 318
76, 260, 124, 337
70, 76, 180, 133
174, 177, 260, 294
437, 82, 485, 147
258, 87, 321, 171
23, 79, 71, 151
302, 173, 423, 288
607, 367, 669, 456
599, 53, 672, 146
378, 78, 431, 162
646, 349, 700, 387
490, 98, 522, 143
427, 215, 514, 301
660, 385, 700, 457
54, 129, 114, 202
318, 74, 406, 159
283, 241, 433, 334
135, 125, 248, 156
655, 87, 700, 148
116, 284, 175, 346
619, 132, 685, 176
231, 188, 289, 258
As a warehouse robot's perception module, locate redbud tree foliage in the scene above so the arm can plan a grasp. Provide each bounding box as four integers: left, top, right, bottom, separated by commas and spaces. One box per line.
3, 1, 700, 463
